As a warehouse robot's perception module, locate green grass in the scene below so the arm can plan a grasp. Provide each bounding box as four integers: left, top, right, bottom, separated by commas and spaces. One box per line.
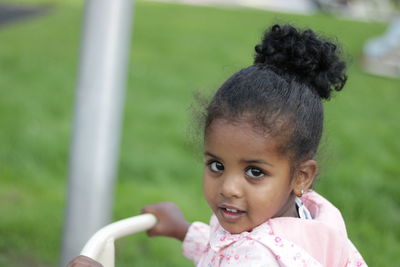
0, 1, 399, 266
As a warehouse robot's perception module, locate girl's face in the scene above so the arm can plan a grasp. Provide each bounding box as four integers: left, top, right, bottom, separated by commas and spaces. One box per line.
203, 119, 297, 234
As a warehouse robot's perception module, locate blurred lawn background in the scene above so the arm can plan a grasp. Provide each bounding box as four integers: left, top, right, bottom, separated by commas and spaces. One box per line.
0, 0, 399, 266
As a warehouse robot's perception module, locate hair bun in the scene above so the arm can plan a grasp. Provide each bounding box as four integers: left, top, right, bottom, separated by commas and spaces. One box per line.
254, 24, 347, 99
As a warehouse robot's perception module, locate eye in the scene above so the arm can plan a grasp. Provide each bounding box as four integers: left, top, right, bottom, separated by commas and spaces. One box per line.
245, 167, 264, 179
208, 161, 224, 172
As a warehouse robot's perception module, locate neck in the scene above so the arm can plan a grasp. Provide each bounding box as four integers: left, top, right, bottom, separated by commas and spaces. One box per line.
273, 194, 298, 218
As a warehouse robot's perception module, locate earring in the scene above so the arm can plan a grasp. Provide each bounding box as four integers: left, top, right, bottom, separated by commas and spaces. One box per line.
297, 189, 304, 197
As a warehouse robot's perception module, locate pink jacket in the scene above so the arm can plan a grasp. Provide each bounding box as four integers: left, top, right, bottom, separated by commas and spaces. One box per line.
182, 191, 366, 266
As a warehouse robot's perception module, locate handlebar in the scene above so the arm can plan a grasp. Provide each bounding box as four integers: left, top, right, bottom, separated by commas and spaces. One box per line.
79, 214, 157, 267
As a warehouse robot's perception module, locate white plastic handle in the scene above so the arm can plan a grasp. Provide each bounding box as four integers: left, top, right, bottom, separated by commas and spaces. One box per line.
80, 214, 157, 267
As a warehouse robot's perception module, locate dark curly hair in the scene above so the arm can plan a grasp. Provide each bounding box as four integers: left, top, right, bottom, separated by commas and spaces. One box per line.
204, 24, 347, 166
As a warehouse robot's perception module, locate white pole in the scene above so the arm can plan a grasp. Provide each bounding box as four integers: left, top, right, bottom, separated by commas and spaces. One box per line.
60, 0, 134, 265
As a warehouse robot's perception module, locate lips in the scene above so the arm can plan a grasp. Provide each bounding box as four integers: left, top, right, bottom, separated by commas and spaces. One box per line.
218, 204, 246, 222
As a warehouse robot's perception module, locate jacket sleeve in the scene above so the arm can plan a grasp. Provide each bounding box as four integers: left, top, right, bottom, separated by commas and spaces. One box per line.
345, 240, 368, 267
182, 222, 210, 264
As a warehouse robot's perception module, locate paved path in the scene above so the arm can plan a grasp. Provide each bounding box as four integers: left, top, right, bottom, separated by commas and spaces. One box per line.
0, 4, 50, 27
147, 0, 398, 21
150, 0, 315, 14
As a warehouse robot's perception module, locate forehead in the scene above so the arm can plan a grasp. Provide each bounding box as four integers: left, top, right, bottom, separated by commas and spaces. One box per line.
205, 119, 279, 155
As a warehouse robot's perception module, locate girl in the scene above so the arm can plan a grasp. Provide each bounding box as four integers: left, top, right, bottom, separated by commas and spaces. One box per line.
69, 24, 367, 266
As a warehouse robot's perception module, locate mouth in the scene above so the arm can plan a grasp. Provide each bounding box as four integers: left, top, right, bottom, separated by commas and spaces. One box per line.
218, 205, 246, 222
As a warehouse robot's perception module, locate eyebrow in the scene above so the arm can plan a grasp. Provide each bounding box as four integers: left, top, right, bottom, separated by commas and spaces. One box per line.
204, 152, 274, 167
204, 152, 222, 161
241, 159, 274, 167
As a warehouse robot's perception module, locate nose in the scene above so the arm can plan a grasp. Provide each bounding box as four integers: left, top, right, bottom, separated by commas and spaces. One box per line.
220, 175, 243, 199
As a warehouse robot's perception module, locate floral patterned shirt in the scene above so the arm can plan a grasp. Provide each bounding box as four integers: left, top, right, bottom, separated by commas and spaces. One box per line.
182, 191, 367, 267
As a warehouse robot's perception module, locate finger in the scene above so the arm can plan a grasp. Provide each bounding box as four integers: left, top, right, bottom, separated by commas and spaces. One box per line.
141, 205, 155, 214
146, 228, 158, 237
67, 255, 102, 267
141, 206, 148, 214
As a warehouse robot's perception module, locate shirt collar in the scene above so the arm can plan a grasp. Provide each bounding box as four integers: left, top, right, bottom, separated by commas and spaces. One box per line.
208, 215, 273, 251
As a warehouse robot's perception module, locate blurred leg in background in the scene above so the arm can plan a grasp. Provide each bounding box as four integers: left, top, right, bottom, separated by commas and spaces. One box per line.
362, 18, 400, 78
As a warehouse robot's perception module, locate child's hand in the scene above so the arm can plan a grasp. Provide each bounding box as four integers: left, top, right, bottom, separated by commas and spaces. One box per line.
67, 255, 103, 267
141, 202, 190, 241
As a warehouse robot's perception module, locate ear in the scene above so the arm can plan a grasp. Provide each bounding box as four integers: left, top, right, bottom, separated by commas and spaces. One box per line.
292, 160, 318, 196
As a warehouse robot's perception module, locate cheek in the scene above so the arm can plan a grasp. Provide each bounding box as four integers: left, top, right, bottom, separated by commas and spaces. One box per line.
203, 174, 219, 203
249, 181, 276, 198
249, 180, 290, 209
203, 174, 213, 200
